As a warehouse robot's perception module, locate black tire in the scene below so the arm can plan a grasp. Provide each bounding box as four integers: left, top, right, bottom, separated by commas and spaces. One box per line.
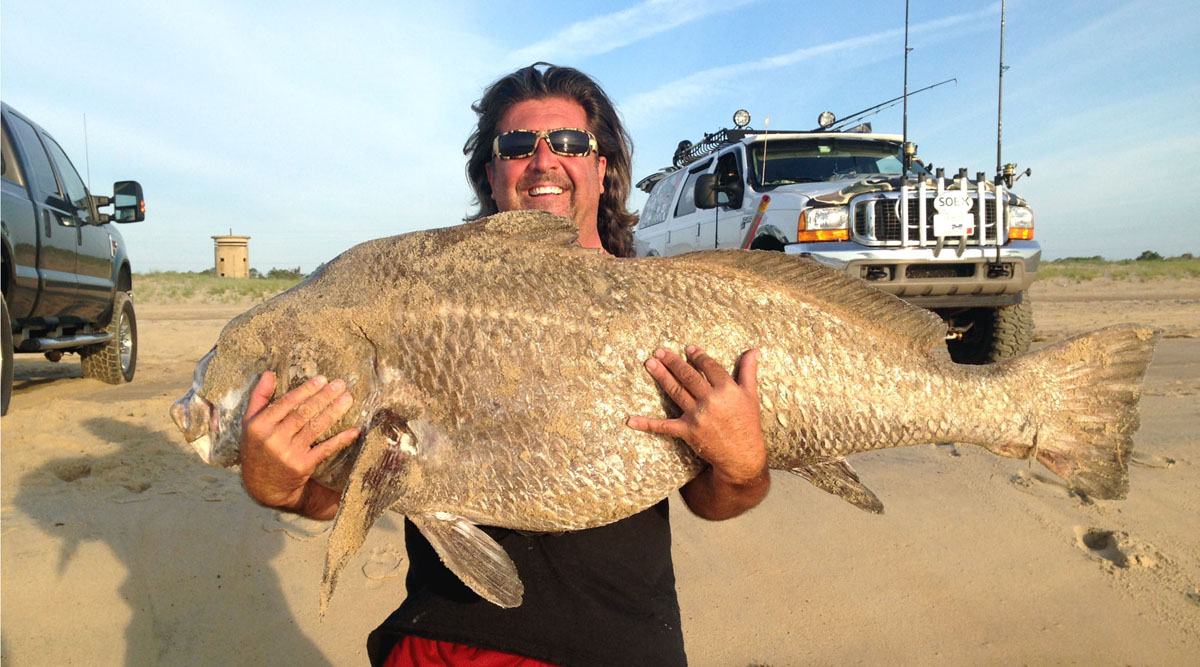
946, 294, 1033, 365
80, 291, 137, 384
2, 295, 13, 416
989, 296, 1034, 361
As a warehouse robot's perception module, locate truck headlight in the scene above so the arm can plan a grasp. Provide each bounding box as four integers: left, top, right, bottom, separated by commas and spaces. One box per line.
1006, 205, 1034, 240
797, 206, 849, 242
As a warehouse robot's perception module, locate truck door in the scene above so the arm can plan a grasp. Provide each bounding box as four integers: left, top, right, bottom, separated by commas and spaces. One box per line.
42, 135, 113, 321
705, 149, 744, 248
665, 160, 712, 255
4, 113, 80, 319
703, 149, 749, 250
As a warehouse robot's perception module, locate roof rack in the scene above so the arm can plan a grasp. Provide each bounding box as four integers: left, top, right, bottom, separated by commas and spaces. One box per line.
670, 124, 878, 168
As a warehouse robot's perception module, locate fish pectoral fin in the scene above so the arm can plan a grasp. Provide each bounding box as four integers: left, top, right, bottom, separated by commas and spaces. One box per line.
410, 512, 524, 609
789, 459, 884, 514
320, 417, 411, 616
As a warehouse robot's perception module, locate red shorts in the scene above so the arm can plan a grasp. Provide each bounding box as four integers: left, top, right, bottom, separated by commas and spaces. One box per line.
382, 636, 561, 667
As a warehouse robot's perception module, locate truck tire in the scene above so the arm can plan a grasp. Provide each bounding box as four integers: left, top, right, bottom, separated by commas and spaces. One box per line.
80, 291, 137, 384
2, 295, 13, 416
946, 295, 1033, 365
989, 296, 1034, 361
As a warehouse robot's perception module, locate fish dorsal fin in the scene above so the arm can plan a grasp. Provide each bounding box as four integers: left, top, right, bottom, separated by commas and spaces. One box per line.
673, 249, 946, 353
410, 512, 524, 608
789, 458, 884, 514
478, 210, 581, 249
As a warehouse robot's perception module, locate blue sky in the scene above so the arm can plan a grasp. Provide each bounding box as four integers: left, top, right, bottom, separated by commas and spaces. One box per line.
3, 0, 1197, 272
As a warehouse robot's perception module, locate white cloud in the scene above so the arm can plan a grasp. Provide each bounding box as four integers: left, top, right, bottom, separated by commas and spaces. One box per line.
620, 4, 999, 127
506, 0, 760, 66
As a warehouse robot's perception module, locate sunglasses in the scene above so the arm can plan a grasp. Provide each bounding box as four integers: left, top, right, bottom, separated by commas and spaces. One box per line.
492, 128, 598, 160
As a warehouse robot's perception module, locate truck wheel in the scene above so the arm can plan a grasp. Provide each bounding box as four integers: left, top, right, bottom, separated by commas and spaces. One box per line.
80, 291, 137, 384
2, 295, 13, 416
946, 295, 1033, 365
989, 296, 1034, 361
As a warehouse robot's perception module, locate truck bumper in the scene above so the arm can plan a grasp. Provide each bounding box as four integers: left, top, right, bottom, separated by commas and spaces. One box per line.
784, 240, 1041, 308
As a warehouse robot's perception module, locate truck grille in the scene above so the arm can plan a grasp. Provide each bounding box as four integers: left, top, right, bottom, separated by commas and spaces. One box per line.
850, 179, 1007, 248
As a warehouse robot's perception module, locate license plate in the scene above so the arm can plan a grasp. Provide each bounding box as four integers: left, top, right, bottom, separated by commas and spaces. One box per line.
933, 192, 974, 237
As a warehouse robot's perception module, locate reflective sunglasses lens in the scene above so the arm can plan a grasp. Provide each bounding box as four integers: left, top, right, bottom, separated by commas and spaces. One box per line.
496, 131, 540, 158
547, 129, 592, 156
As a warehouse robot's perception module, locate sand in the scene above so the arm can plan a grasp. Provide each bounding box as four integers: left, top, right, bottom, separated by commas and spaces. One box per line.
2, 278, 1197, 665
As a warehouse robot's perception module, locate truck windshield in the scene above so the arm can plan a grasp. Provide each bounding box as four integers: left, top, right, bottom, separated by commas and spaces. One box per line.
748, 138, 926, 188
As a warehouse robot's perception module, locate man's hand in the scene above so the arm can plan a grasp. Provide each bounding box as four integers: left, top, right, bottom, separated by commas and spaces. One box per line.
627, 346, 770, 520
240, 371, 360, 521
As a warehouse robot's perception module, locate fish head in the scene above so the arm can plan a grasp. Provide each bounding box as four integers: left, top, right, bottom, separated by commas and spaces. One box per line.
170, 346, 254, 467
171, 303, 377, 470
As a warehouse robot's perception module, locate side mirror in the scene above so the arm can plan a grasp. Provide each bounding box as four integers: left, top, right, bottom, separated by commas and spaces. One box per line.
112, 180, 145, 223
694, 174, 718, 210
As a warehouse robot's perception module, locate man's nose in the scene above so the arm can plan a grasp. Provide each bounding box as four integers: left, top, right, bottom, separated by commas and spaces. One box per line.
529, 137, 559, 169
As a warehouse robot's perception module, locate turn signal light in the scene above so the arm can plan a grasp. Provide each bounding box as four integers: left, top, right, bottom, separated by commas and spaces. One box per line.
797, 229, 849, 242
1008, 228, 1033, 241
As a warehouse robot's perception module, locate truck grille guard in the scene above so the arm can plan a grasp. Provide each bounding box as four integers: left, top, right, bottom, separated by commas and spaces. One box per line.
850, 176, 1007, 260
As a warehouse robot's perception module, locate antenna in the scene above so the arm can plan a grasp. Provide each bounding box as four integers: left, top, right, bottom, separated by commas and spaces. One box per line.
83, 113, 92, 190
902, 0, 912, 177
996, 0, 1008, 179
762, 115, 770, 184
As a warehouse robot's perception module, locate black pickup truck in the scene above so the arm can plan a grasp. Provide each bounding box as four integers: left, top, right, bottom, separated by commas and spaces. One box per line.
2, 102, 146, 415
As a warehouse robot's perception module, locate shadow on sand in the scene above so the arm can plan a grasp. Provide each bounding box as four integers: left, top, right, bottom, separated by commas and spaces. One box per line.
12, 416, 334, 666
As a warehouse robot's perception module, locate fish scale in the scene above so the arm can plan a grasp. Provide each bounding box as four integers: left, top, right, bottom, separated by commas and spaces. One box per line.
170, 209, 1159, 610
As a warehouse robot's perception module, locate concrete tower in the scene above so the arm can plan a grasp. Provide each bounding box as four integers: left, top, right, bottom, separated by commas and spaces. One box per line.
212, 234, 250, 278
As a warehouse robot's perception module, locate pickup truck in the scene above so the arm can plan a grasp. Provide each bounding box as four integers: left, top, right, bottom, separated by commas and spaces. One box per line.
1, 102, 146, 415
635, 112, 1039, 365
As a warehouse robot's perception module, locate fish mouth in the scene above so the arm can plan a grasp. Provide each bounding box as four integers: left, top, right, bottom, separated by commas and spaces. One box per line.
170, 347, 221, 465
170, 390, 220, 464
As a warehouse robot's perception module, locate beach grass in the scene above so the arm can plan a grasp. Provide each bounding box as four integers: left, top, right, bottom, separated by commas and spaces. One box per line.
133, 271, 304, 305
132, 255, 1199, 305
1038, 255, 1200, 281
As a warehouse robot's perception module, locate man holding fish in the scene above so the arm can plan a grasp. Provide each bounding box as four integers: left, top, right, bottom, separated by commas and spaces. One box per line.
239, 63, 769, 666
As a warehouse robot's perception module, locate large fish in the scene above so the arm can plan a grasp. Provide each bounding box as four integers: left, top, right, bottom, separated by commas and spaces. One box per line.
170, 210, 1158, 611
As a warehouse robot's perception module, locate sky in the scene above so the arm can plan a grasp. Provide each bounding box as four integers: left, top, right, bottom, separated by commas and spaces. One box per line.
2, 0, 1198, 273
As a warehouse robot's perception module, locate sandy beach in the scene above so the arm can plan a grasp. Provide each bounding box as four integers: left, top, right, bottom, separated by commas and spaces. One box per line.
2, 277, 1197, 665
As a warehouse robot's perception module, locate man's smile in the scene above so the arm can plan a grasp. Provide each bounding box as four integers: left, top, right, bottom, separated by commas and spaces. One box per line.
528, 185, 565, 196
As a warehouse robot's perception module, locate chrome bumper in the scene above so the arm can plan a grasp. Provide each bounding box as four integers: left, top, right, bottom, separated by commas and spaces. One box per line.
784, 240, 1042, 307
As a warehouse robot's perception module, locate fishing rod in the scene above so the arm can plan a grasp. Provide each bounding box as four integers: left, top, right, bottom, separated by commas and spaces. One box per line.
822, 77, 957, 133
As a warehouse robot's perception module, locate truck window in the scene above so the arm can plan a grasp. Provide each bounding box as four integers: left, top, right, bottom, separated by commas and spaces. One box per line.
674, 171, 705, 218
2, 120, 26, 186
640, 170, 683, 229
6, 114, 61, 202
714, 151, 743, 208
748, 138, 925, 188
43, 135, 93, 222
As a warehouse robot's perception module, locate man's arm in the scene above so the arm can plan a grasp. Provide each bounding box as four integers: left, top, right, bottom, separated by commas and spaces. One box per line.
239, 372, 359, 520
627, 346, 770, 520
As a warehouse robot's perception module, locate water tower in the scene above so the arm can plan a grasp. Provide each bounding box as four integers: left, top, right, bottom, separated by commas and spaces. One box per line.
212, 233, 250, 278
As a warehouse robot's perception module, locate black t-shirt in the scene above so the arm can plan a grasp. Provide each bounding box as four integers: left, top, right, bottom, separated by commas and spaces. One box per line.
367, 500, 686, 667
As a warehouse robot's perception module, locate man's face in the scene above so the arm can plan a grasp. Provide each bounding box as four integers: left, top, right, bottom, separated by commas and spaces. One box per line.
486, 97, 607, 249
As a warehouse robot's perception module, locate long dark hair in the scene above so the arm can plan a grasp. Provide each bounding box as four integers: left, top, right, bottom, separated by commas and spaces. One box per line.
464, 63, 636, 258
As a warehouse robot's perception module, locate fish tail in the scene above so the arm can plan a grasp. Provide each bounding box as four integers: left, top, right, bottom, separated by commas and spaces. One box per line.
1009, 324, 1160, 499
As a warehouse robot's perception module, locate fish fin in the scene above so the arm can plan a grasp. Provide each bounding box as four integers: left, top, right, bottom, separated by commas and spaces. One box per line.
789, 458, 884, 514
673, 250, 946, 352
1002, 324, 1160, 500
480, 210, 581, 249
410, 512, 524, 608
320, 412, 411, 616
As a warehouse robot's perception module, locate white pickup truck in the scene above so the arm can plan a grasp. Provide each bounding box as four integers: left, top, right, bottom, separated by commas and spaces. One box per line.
634, 116, 1040, 364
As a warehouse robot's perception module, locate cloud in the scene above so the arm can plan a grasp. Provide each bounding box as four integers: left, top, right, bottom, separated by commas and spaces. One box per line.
505, 0, 760, 66
620, 4, 999, 127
